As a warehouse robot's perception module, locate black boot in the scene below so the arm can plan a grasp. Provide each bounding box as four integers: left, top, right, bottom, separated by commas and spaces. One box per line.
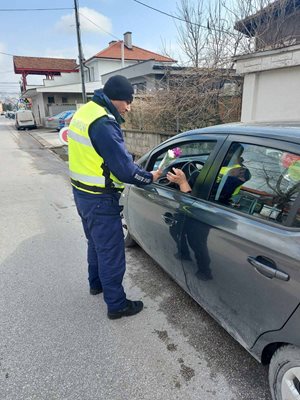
107, 300, 144, 320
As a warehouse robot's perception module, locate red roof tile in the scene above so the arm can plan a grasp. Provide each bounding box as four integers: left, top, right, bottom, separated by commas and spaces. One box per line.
13, 56, 78, 73
92, 41, 175, 63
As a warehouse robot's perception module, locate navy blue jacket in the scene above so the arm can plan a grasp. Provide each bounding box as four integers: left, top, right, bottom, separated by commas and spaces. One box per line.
88, 90, 153, 185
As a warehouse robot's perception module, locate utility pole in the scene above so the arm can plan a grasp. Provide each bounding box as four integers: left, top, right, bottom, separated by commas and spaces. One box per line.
74, 0, 87, 103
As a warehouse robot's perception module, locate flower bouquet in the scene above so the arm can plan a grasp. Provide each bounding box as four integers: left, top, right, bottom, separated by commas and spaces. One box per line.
158, 147, 182, 170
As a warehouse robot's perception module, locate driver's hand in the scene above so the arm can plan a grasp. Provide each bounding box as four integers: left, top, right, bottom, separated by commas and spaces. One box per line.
166, 168, 188, 185
151, 168, 162, 182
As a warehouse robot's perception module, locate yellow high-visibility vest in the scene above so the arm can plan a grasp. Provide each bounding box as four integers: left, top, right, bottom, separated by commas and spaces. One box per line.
217, 164, 244, 197
68, 101, 124, 194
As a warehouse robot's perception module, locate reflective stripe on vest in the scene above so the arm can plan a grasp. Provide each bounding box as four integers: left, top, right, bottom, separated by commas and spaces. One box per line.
68, 129, 93, 147
68, 101, 124, 193
69, 171, 105, 184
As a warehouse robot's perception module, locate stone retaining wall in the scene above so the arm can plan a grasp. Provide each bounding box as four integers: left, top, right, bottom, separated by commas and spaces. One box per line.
123, 129, 174, 157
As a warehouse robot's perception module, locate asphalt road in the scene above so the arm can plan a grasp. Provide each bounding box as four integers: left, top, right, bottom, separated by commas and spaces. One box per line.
0, 119, 272, 400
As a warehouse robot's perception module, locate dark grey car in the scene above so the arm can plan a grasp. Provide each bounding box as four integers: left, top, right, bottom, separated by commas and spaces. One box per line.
122, 123, 300, 400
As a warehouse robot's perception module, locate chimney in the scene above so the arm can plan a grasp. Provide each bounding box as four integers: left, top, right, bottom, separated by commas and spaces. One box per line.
124, 32, 132, 49
109, 40, 117, 46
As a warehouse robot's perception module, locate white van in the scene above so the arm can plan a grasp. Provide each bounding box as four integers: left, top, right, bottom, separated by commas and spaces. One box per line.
15, 110, 36, 130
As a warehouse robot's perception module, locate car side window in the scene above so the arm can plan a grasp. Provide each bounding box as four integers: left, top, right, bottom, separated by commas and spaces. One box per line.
152, 141, 217, 191
209, 142, 300, 226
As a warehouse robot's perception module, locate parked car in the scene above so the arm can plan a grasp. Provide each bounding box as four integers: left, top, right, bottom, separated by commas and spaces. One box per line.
58, 110, 75, 130
45, 110, 75, 131
6, 111, 16, 119
15, 110, 36, 130
122, 123, 300, 400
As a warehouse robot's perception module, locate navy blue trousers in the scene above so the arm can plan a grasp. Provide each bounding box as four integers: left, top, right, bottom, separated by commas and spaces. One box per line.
73, 188, 127, 312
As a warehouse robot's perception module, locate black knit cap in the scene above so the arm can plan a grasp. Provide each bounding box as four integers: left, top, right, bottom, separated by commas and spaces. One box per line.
103, 75, 134, 103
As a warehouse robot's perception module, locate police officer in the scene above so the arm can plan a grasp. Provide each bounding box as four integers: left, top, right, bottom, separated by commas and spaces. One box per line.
68, 75, 161, 319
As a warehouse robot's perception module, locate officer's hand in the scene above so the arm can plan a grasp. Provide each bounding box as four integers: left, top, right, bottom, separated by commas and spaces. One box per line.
151, 169, 162, 182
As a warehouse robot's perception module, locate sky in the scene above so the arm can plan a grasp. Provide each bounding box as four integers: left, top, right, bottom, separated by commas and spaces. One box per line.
0, 0, 191, 94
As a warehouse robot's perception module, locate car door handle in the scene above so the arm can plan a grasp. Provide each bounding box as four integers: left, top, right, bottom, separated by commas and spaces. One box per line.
162, 212, 176, 226
247, 256, 289, 281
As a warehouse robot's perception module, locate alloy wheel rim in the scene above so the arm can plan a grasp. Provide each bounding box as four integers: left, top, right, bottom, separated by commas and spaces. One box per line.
281, 367, 300, 400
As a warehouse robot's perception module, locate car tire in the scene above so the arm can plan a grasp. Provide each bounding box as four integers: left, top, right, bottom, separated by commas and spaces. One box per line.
121, 213, 136, 248
269, 345, 300, 400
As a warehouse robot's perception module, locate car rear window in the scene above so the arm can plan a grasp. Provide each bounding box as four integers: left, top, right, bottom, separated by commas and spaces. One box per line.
17, 111, 33, 122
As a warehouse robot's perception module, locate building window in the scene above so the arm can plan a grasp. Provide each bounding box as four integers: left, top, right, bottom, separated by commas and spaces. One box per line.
62, 97, 68, 103
48, 96, 55, 104
90, 67, 95, 82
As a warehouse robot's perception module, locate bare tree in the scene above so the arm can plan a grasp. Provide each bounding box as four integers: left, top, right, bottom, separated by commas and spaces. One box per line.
126, 0, 299, 136
176, 0, 208, 67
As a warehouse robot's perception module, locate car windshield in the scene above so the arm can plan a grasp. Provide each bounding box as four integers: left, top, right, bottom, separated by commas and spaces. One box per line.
154, 141, 215, 170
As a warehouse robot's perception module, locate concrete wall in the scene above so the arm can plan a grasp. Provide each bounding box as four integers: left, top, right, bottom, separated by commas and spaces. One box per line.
42, 93, 82, 116
30, 93, 84, 125
235, 44, 300, 122
241, 66, 300, 122
123, 129, 173, 157
42, 72, 80, 87
101, 60, 172, 91
42, 92, 81, 106
31, 93, 44, 126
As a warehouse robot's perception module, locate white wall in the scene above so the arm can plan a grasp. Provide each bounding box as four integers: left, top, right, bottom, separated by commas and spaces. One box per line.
241, 66, 300, 122
42, 72, 80, 87
42, 93, 83, 116
31, 92, 85, 125
86, 58, 137, 83
236, 44, 300, 123
31, 93, 44, 126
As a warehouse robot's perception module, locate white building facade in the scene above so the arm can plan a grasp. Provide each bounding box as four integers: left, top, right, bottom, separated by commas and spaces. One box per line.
235, 44, 300, 123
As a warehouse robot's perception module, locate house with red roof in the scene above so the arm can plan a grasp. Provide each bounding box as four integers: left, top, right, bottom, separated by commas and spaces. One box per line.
83, 32, 175, 83
19, 32, 176, 126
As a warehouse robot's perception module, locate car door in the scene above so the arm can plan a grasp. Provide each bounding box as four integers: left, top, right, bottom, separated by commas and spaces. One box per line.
125, 135, 225, 287
181, 135, 300, 349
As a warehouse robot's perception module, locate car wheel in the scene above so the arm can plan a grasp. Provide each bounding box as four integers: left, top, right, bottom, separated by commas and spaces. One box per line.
269, 345, 300, 400
121, 213, 136, 248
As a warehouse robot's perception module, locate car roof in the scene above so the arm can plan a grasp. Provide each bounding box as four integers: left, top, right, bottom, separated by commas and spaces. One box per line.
59, 110, 75, 118
175, 122, 300, 144
54, 111, 72, 118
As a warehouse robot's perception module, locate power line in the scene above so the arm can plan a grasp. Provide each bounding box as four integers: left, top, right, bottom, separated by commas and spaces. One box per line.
132, 0, 206, 27
78, 12, 125, 67
79, 12, 120, 40
0, 51, 15, 57
132, 0, 235, 36
0, 8, 73, 12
